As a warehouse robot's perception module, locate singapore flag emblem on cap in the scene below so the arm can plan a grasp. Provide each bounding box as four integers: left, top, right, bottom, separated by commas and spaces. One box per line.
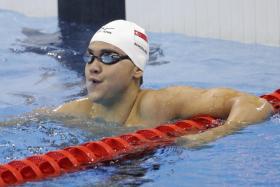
134, 30, 148, 42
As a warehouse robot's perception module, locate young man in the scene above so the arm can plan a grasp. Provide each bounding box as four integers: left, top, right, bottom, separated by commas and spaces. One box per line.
54, 20, 272, 144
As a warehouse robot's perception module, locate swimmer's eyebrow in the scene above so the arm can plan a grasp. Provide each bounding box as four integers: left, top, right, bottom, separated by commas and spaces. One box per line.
87, 48, 93, 53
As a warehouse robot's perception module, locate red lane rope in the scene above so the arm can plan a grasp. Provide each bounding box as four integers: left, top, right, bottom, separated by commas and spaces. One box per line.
0, 89, 279, 186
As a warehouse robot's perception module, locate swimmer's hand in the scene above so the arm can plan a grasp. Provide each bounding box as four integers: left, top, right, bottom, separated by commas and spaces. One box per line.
179, 93, 273, 148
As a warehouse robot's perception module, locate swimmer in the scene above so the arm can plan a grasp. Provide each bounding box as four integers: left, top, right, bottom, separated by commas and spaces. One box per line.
32, 20, 277, 145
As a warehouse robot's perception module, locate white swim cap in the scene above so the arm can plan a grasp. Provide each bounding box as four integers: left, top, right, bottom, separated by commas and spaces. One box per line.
90, 20, 149, 70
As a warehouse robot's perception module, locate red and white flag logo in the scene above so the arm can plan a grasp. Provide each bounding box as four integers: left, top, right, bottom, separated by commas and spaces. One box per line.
134, 30, 148, 42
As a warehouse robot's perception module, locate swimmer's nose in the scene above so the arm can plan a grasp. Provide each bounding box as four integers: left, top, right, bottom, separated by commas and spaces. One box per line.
87, 59, 102, 74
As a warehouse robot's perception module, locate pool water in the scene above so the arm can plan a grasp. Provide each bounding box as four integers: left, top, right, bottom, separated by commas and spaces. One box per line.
0, 9, 280, 187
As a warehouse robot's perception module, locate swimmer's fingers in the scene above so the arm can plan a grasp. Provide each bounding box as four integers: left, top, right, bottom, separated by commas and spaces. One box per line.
176, 135, 212, 148
177, 123, 239, 148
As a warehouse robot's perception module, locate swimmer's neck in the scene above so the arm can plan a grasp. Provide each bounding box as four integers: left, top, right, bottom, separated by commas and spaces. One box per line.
90, 83, 142, 124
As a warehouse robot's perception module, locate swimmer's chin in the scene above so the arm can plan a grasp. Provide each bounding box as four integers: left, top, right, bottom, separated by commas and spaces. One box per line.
87, 94, 101, 103
87, 93, 107, 104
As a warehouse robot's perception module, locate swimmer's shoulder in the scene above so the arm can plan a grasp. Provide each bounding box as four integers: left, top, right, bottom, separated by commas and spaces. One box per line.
139, 86, 204, 105
53, 97, 93, 117
137, 86, 205, 120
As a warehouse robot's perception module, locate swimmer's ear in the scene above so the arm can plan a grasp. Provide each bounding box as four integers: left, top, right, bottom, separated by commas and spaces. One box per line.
132, 67, 143, 79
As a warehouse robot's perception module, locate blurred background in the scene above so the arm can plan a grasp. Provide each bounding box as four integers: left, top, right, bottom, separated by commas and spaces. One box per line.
0, 0, 279, 47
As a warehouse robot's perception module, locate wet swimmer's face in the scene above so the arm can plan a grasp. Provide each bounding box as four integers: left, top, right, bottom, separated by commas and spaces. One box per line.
85, 41, 136, 104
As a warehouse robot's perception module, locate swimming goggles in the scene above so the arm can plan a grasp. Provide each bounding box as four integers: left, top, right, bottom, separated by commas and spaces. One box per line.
83, 52, 130, 65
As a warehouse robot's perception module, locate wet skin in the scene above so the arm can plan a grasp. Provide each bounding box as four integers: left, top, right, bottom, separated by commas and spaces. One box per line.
54, 41, 273, 146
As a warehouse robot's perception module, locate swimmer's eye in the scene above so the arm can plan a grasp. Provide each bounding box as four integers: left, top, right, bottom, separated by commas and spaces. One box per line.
83, 52, 130, 65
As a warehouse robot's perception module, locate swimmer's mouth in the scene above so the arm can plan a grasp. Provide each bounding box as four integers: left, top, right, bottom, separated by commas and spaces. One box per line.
92, 80, 101, 84
87, 76, 103, 86
89, 78, 102, 84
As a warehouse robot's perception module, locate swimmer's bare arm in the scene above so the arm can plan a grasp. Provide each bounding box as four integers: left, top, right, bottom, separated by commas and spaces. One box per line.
161, 87, 273, 146
186, 93, 273, 145
53, 97, 92, 117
